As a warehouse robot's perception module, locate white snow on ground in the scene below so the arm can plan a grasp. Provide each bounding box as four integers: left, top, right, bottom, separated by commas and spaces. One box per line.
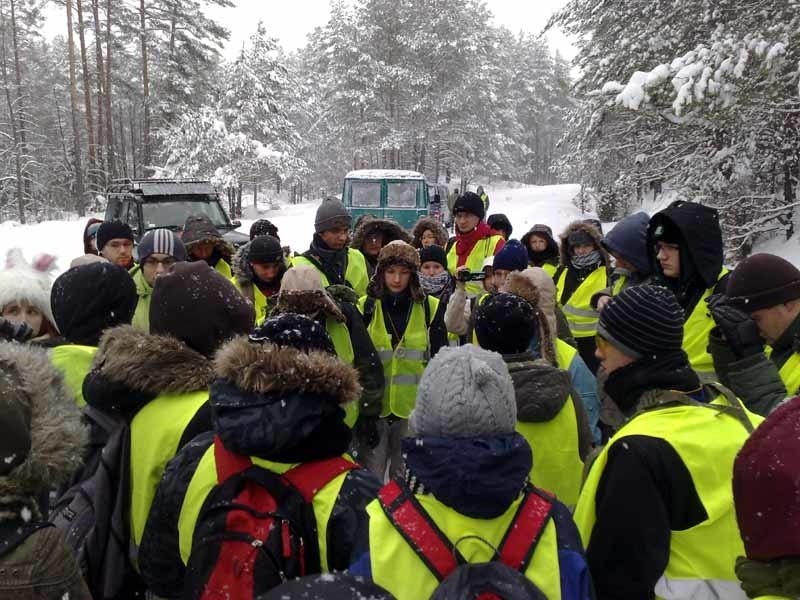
0, 183, 592, 274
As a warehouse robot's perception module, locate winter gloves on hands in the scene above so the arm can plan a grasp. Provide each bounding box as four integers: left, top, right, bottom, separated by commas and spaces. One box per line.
708, 294, 764, 359
0, 318, 33, 343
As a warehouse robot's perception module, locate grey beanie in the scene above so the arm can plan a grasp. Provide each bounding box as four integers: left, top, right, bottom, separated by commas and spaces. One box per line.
136, 228, 187, 263
314, 198, 351, 233
410, 345, 516, 438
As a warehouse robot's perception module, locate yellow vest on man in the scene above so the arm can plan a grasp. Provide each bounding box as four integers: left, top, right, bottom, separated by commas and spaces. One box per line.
51, 344, 97, 406
556, 267, 608, 339
778, 352, 800, 398
446, 235, 504, 297
326, 318, 358, 427
291, 249, 369, 297
683, 269, 728, 380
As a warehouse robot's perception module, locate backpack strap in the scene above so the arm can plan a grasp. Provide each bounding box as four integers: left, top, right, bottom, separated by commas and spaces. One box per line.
445, 236, 456, 254
496, 488, 553, 572
282, 457, 358, 503
378, 480, 466, 581
213, 436, 254, 483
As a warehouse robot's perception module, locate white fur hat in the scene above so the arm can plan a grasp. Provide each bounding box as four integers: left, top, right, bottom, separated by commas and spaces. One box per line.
0, 249, 59, 333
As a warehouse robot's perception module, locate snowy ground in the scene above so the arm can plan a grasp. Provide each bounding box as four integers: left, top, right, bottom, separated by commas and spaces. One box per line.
0, 183, 593, 274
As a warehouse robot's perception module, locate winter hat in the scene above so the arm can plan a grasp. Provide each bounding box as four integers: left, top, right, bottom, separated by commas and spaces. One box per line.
51, 262, 137, 346
368, 241, 424, 300
314, 198, 351, 233
598, 284, 685, 360
727, 253, 800, 312
0, 366, 31, 476
410, 344, 516, 438
602, 212, 651, 275
487, 214, 513, 237
182, 214, 222, 246
83, 218, 104, 255
530, 224, 553, 238
584, 219, 604, 236
492, 240, 528, 272
250, 219, 279, 241
734, 395, 800, 561
412, 216, 449, 248
150, 262, 254, 357
474, 293, 538, 355
96, 220, 134, 252
70, 254, 107, 268
567, 229, 594, 248
419, 244, 448, 269
452, 192, 486, 221
0, 249, 59, 335
247, 235, 284, 264
249, 313, 335, 355
136, 228, 187, 264
502, 268, 559, 355
275, 266, 345, 322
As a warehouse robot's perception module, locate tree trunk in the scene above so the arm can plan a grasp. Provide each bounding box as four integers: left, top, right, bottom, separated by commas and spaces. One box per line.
253, 183, 258, 209
104, 0, 114, 179
75, 0, 96, 189
0, 12, 25, 223
129, 102, 137, 177
139, 0, 151, 173
117, 105, 128, 178
65, 0, 85, 215
91, 0, 106, 185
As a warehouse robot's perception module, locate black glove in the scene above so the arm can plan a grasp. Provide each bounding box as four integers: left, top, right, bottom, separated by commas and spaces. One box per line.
0, 318, 33, 343
326, 284, 360, 306
354, 415, 381, 450
707, 296, 763, 359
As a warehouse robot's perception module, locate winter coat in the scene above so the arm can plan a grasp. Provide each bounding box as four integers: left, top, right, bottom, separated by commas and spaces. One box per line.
351, 217, 412, 278
602, 212, 651, 276
129, 265, 152, 332
82, 217, 103, 256
139, 337, 381, 599
0, 343, 90, 600
557, 220, 610, 304
231, 242, 286, 325
521, 226, 560, 271
411, 216, 449, 249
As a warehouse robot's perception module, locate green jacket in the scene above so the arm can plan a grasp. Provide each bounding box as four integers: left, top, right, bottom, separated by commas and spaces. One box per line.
130, 265, 152, 332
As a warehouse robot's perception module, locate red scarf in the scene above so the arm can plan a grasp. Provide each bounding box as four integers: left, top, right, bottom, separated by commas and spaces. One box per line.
455, 222, 493, 268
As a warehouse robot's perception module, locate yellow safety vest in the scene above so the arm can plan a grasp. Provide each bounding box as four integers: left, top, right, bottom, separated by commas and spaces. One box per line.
291, 249, 369, 297
683, 270, 727, 380
367, 491, 562, 600
574, 394, 761, 600
541, 262, 558, 278
129, 390, 209, 563
214, 259, 232, 280
51, 344, 97, 407
446, 235, 504, 297
178, 445, 352, 571
358, 295, 439, 418
232, 278, 269, 326
778, 352, 800, 397
556, 267, 608, 339
555, 338, 577, 372
130, 267, 152, 332
326, 318, 358, 427
611, 274, 627, 296
470, 293, 490, 345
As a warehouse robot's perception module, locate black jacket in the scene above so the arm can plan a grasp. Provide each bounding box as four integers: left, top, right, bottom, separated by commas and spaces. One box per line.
377, 291, 448, 358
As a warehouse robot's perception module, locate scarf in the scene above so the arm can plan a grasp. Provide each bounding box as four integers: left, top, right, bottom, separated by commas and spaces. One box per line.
736, 556, 800, 599
570, 250, 602, 270
308, 234, 348, 285
419, 271, 451, 296
455, 222, 493, 263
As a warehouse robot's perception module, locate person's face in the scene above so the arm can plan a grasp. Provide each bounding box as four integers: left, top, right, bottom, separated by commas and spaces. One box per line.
421, 230, 438, 248
595, 334, 635, 376
529, 235, 548, 252
251, 261, 282, 283
364, 231, 384, 256
101, 238, 134, 267
455, 212, 480, 233
420, 261, 445, 277
493, 268, 511, 290
655, 241, 681, 278
191, 241, 215, 260
572, 243, 595, 257
385, 265, 412, 294
142, 253, 177, 286
2, 300, 43, 337
750, 303, 798, 346
612, 253, 635, 273
320, 227, 349, 250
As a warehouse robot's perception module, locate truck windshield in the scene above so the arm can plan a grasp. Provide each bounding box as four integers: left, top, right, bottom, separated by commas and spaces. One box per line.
348, 181, 381, 208
387, 181, 419, 208
141, 198, 230, 230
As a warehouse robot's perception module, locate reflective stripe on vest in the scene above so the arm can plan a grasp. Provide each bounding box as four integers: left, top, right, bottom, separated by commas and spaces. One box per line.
683, 270, 727, 379
778, 352, 800, 398
327, 318, 358, 427
574, 396, 762, 600
556, 267, 607, 338
291, 249, 369, 297
446, 235, 504, 297
555, 338, 578, 372
51, 345, 97, 407
178, 444, 352, 571
366, 491, 562, 600
129, 390, 209, 560
359, 295, 439, 418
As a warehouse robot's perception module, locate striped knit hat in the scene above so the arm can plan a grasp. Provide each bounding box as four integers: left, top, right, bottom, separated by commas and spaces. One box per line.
597, 285, 685, 359
136, 228, 187, 264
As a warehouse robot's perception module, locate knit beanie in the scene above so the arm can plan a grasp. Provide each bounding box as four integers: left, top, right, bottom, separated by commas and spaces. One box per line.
96, 221, 134, 252
136, 228, 187, 263
51, 262, 137, 346
474, 292, 538, 355
492, 240, 528, 272
150, 262, 254, 357
314, 198, 351, 233
250, 219, 279, 241
249, 313, 335, 355
452, 192, 486, 221
418, 244, 447, 269
0, 366, 31, 476
410, 344, 516, 438
598, 284, 685, 360
734, 395, 800, 561
727, 253, 800, 312
487, 214, 513, 237
247, 235, 284, 264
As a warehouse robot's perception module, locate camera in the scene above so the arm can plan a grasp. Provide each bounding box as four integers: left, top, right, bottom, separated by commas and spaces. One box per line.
456, 270, 487, 282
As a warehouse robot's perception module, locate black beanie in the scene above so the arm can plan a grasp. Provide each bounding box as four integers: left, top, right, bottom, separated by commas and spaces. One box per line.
419, 244, 448, 269
250, 219, 280, 241
487, 214, 513, 237
248, 235, 283, 264
96, 221, 134, 252
150, 262, 254, 357
452, 192, 485, 221
51, 262, 137, 346
249, 313, 335, 354
727, 253, 800, 312
474, 292, 538, 354
598, 284, 685, 359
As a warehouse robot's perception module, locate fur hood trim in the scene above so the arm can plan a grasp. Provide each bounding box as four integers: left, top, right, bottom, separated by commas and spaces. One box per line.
559, 220, 609, 267
185, 237, 235, 263
232, 241, 287, 286
351, 217, 411, 251
367, 241, 425, 301
92, 325, 214, 394
273, 289, 346, 322
502, 269, 557, 365
0, 342, 86, 509
214, 336, 361, 405
412, 217, 449, 248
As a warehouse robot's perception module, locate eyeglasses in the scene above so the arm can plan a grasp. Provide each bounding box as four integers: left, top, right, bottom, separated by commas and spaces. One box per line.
143, 257, 177, 268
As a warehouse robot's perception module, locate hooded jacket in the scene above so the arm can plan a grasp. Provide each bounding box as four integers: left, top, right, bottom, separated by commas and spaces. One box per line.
181, 215, 235, 277
231, 241, 287, 324
557, 220, 610, 303
521, 226, 560, 270
139, 338, 381, 598
351, 217, 412, 277
0, 342, 90, 600
411, 216, 449, 249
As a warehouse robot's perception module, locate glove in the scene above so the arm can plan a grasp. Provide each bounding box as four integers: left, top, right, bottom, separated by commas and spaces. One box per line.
326, 284, 360, 306
707, 296, 763, 359
354, 415, 381, 450
0, 318, 33, 343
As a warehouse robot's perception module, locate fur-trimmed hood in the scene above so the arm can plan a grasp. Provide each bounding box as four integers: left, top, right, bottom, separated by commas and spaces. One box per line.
502, 269, 557, 365
0, 342, 86, 518
182, 215, 234, 263
504, 354, 573, 422
412, 217, 449, 249
351, 217, 411, 252
559, 220, 609, 267
367, 240, 425, 301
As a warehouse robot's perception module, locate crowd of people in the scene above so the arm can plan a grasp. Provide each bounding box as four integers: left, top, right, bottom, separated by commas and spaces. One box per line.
0, 189, 798, 599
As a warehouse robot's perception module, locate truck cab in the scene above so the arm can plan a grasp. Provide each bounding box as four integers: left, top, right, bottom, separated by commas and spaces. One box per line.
342, 170, 431, 230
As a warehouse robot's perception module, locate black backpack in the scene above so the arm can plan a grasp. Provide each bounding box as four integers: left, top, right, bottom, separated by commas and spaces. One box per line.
379, 480, 552, 600
50, 405, 133, 600
182, 437, 357, 600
